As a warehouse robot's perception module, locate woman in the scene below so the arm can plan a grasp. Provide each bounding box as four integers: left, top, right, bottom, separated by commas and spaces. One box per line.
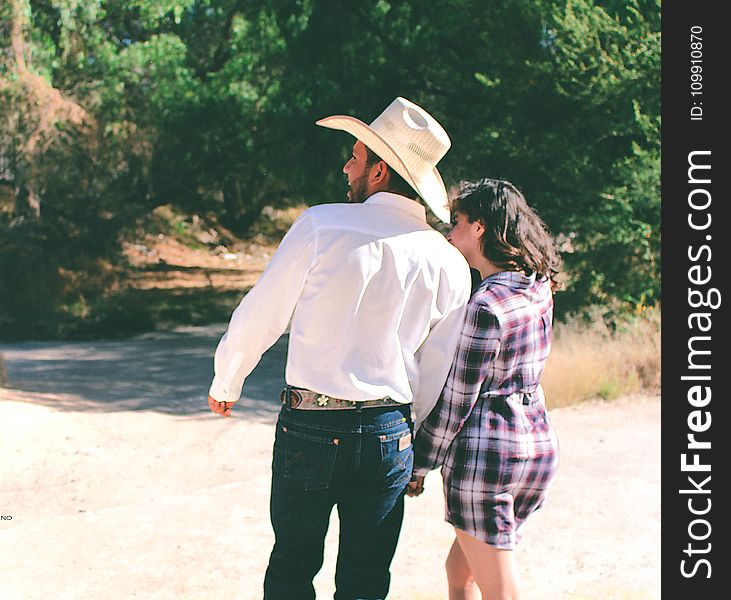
408, 178, 561, 600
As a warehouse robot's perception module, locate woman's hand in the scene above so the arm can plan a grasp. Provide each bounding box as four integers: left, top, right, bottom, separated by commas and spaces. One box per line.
406, 474, 425, 497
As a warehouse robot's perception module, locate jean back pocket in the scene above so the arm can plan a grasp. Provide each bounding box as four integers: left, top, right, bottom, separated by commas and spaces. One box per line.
378, 429, 413, 488
282, 426, 340, 491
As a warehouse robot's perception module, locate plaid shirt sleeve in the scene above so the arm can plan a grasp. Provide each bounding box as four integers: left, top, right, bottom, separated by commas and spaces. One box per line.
413, 298, 502, 476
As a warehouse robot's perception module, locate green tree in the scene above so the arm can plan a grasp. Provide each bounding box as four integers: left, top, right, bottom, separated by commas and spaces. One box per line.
1, 0, 661, 338
1, 0, 198, 333
532, 0, 661, 318
242, 0, 660, 319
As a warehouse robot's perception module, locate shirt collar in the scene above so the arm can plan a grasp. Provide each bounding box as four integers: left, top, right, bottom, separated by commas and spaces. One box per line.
364, 192, 427, 221
477, 270, 536, 292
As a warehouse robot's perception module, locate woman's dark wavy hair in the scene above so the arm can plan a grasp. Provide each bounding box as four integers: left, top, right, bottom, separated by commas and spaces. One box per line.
452, 178, 562, 288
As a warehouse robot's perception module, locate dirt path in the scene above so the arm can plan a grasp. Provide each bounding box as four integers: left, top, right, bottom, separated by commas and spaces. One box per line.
0, 328, 660, 599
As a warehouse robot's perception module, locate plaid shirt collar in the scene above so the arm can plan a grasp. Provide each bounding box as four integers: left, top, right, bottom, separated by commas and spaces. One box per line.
476, 270, 536, 293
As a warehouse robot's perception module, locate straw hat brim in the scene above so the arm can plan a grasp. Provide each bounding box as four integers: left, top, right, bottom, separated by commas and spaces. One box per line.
316, 115, 451, 223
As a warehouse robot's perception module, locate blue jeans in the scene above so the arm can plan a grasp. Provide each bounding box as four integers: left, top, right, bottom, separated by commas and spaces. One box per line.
263, 403, 414, 600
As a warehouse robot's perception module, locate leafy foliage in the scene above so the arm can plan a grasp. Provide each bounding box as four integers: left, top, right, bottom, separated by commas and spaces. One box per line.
0, 0, 660, 337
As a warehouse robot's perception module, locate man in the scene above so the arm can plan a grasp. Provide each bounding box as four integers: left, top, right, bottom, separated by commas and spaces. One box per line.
208, 97, 471, 599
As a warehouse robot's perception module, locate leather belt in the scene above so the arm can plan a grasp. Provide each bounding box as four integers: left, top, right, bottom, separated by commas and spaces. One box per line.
280, 386, 403, 410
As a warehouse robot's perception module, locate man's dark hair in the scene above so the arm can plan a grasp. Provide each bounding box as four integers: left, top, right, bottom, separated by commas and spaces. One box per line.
452, 178, 562, 289
364, 146, 419, 200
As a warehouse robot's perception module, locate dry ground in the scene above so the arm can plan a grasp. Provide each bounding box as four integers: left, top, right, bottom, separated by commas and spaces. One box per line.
1, 228, 660, 599
0, 329, 660, 600
123, 234, 279, 292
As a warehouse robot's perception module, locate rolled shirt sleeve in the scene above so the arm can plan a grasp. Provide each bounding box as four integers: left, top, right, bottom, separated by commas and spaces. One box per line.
208, 211, 318, 402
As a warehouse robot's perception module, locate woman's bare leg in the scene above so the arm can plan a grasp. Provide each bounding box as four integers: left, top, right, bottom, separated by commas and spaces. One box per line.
446, 536, 480, 600
454, 528, 521, 600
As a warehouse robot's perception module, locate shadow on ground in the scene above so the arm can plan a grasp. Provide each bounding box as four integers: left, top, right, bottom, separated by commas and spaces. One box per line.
0, 324, 287, 418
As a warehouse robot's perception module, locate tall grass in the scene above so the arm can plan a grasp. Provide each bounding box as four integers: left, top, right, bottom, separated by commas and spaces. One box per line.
0, 354, 7, 387
542, 308, 660, 408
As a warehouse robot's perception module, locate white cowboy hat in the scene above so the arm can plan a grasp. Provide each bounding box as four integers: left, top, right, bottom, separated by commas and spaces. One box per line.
316, 97, 452, 223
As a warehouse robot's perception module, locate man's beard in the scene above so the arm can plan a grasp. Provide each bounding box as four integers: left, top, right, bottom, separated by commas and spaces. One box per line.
347, 171, 369, 204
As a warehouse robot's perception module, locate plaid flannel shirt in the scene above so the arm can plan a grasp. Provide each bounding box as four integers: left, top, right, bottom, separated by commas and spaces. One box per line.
413, 270, 553, 476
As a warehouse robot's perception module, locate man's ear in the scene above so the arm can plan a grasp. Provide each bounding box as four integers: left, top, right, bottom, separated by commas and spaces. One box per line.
370, 160, 389, 185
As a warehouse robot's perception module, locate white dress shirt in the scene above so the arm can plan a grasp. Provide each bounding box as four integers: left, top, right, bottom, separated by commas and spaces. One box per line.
209, 192, 471, 424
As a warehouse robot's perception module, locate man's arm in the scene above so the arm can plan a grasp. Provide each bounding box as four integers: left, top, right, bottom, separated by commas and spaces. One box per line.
208, 211, 318, 410
410, 298, 468, 427
412, 301, 502, 476
411, 263, 471, 428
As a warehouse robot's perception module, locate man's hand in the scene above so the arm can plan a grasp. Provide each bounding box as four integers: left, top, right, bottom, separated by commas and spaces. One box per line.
406, 474, 425, 497
208, 395, 233, 417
